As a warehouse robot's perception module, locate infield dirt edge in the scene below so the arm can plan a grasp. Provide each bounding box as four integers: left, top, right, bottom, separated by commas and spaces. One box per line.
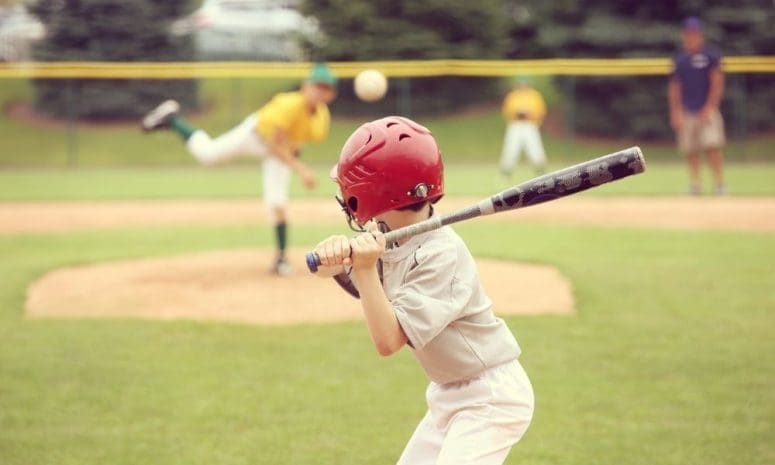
25, 248, 575, 325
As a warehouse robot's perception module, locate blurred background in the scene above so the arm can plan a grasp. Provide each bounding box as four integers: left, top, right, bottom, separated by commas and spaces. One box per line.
1, 3, 773, 465
0, 0, 772, 169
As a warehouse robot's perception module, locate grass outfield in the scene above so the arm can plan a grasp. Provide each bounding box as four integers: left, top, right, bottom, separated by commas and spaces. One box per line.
0, 222, 773, 464
1, 76, 773, 463
1, 162, 775, 201
1, 77, 773, 168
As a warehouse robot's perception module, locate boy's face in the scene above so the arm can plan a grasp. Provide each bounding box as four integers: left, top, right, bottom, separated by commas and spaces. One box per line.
373, 204, 430, 231
373, 212, 392, 227
682, 30, 703, 53
302, 82, 337, 105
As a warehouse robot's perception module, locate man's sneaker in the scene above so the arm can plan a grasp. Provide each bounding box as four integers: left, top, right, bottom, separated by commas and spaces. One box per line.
141, 100, 180, 132
714, 184, 727, 196
272, 258, 292, 277
689, 184, 701, 196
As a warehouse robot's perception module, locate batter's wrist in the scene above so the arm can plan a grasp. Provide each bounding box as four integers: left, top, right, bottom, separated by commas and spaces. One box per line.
352, 265, 380, 279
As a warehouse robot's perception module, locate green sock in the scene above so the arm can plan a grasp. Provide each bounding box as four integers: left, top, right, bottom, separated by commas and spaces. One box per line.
275, 222, 287, 259
170, 115, 196, 141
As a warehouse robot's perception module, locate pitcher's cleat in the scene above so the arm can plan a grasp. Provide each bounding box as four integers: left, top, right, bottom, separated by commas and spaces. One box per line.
272, 257, 292, 277
141, 100, 180, 132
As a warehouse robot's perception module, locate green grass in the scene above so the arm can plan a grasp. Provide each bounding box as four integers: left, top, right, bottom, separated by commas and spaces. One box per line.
0, 75, 773, 464
0, 222, 772, 464
1, 161, 775, 201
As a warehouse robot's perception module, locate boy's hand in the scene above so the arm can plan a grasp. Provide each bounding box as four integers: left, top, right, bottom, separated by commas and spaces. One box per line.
314, 235, 352, 267
699, 106, 715, 123
298, 164, 318, 190
669, 110, 683, 130
350, 222, 386, 271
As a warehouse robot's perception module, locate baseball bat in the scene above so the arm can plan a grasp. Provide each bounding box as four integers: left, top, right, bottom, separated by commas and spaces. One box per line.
306, 146, 646, 273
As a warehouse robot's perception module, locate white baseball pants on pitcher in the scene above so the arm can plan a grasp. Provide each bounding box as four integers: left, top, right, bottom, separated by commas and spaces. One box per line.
186, 114, 291, 209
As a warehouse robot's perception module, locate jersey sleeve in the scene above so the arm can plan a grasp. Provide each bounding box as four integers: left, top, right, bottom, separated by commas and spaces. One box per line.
533, 89, 547, 123
669, 53, 680, 78
501, 91, 515, 121
391, 243, 473, 351
708, 47, 722, 70
256, 94, 302, 141
307, 104, 331, 142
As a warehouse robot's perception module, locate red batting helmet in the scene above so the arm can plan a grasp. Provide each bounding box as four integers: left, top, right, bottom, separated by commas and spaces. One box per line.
333, 116, 444, 226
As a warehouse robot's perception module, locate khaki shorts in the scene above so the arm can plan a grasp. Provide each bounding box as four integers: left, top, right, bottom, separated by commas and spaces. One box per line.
677, 110, 725, 154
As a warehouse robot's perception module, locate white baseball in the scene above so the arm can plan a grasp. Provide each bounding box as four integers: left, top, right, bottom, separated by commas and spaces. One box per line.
354, 69, 388, 102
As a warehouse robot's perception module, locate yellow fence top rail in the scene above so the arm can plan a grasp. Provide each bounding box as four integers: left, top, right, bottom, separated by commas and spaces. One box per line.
0, 57, 773, 79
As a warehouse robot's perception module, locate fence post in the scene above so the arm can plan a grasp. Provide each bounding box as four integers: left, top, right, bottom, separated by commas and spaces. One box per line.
65, 79, 78, 168
737, 73, 747, 159
565, 76, 576, 159
231, 77, 241, 125
397, 78, 412, 117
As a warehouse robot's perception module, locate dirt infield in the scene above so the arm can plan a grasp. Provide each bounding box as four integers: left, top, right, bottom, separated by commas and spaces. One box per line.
13, 196, 775, 325
2, 196, 774, 235
26, 248, 574, 325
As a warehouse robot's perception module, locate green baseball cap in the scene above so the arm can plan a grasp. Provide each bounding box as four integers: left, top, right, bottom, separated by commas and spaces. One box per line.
308, 62, 337, 87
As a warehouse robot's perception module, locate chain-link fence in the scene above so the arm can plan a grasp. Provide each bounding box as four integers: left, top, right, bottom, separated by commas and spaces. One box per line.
0, 58, 773, 167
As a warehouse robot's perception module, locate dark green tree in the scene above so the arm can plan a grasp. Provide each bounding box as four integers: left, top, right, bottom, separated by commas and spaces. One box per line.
30, 0, 198, 120
301, 0, 511, 115
504, 0, 775, 139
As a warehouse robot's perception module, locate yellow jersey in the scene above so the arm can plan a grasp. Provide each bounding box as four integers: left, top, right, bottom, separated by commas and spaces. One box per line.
501, 87, 546, 125
255, 91, 330, 144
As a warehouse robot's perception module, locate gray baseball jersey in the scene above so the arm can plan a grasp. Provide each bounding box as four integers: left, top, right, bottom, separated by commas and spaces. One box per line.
379, 226, 522, 384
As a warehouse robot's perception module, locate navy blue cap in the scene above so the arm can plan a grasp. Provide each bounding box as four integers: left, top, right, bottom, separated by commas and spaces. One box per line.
683, 17, 703, 31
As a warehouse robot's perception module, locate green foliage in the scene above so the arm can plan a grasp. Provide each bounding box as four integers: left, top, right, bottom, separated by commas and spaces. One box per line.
305, 1, 508, 60
29, 0, 198, 120
301, 0, 510, 115
504, 0, 775, 139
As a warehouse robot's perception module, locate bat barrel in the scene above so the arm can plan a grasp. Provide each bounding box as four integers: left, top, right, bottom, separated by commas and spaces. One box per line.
491, 146, 645, 212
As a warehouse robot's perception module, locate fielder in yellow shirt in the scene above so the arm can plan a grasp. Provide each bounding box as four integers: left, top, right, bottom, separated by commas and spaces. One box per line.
141, 63, 338, 275
499, 79, 548, 180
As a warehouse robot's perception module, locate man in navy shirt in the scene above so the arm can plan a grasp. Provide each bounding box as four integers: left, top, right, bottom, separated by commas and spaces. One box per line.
668, 17, 726, 195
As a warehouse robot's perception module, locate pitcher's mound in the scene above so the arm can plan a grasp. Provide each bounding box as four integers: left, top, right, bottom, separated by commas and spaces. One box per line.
25, 248, 574, 325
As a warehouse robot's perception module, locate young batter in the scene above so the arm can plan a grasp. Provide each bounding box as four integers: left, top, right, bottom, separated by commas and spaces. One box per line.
141, 63, 337, 275
313, 116, 534, 464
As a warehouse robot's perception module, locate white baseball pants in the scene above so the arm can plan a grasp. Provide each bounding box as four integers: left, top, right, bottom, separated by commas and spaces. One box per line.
397, 360, 534, 465
499, 121, 547, 173
185, 114, 291, 209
